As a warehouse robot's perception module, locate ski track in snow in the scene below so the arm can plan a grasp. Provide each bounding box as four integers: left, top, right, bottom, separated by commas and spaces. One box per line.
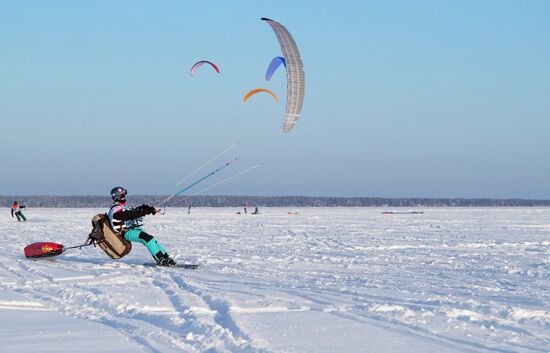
1, 207, 549, 352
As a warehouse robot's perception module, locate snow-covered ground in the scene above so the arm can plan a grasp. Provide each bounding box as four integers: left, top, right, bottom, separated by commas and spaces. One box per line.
1, 207, 548, 353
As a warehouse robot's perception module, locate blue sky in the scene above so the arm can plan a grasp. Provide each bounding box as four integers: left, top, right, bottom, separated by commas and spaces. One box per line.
1, 0, 549, 198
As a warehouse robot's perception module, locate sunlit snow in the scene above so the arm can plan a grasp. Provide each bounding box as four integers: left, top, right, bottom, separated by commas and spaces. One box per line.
1, 207, 548, 352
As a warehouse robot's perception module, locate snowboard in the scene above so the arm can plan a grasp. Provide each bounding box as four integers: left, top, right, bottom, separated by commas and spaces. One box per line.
143, 263, 199, 269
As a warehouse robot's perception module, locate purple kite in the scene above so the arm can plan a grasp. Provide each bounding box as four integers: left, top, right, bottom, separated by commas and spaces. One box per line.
265, 56, 286, 81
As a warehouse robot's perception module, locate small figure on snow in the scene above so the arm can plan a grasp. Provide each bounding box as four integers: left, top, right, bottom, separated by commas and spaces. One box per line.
11, 201, 27, 222
252, 205, 260, 215
187, 204, 192, 214
107, 187, 176, 266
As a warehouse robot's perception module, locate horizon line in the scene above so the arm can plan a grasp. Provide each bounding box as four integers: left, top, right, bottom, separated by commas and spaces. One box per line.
1, 194, 550, 201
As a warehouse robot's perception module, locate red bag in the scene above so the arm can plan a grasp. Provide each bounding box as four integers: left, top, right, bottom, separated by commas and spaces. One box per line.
24, 242, 64, 258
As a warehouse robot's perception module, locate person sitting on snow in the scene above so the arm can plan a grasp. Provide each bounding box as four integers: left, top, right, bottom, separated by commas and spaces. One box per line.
107, 186, 176, 266
11, 201, 27, 222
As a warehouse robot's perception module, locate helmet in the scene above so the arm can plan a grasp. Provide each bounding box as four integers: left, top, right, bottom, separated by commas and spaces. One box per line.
110, 187, 127, 202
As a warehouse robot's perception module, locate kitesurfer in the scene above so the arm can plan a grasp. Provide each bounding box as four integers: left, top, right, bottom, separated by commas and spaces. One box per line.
11, 201, 27, 222
107, 187, 176, 266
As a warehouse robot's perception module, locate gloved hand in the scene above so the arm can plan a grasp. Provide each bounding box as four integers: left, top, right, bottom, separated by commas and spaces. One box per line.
147, 206, 157, 215
139, 204, 156, 215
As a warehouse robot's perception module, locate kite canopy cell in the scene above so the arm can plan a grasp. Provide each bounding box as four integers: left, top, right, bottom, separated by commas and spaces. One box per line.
261, 18, 305, 133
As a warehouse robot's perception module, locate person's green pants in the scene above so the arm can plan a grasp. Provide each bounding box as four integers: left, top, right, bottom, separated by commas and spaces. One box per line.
124, 227, 168, 261
15, 211, 26, 222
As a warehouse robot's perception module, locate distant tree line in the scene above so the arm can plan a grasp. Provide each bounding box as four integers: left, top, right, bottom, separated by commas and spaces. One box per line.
2, 195, 550, 208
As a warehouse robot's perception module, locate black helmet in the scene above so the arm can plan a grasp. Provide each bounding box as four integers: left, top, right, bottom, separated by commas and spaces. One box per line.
110, 187, 127, 202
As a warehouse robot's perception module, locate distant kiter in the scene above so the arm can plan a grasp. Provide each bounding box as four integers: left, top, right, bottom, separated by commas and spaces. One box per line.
11, 201, 27, 222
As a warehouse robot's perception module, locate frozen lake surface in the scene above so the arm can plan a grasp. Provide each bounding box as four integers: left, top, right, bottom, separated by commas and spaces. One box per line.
1, 207, 549, 352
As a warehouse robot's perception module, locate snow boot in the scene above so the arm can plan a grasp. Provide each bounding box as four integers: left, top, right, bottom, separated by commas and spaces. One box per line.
157, 254, 176, 266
